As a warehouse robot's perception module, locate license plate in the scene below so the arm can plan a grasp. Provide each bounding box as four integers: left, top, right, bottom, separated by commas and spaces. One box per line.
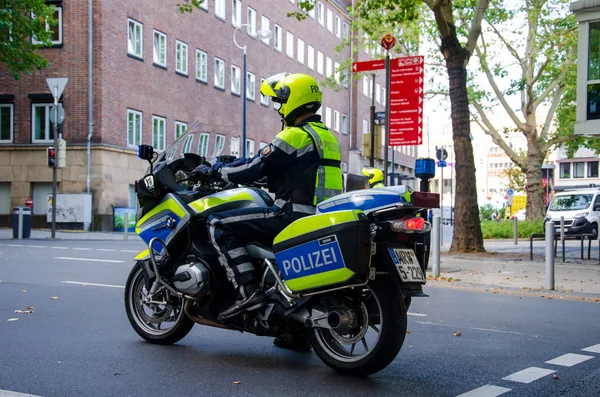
388, 248, 426, 283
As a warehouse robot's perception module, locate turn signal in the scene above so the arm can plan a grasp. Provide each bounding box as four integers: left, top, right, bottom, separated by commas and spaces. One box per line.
389, 217, 430, 233
405, 217, 425, 230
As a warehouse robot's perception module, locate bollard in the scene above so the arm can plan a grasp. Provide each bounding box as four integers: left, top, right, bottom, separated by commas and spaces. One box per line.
514, 216, 518, 245
431, 215, 441, 278
560, 216, 565, 263
18, 207, 23, 240
545, 221, 555, 290
124, 212, 129, 241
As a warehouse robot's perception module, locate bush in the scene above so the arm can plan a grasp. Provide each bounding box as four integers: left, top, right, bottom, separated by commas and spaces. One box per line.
480, 219, 544, 239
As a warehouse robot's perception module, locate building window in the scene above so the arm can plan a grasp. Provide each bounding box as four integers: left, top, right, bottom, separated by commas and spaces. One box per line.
308, 6, 315, 19
246, 139, 255, 157
335, 15, 341, 38
326, 57, 332, 77
153, 30, 167, 67
573, 162, 585, 178
247, 7, 257, 36
324, 106, 332, 128
362, 119, 368, 134
198, 133, 210, 157
175, 121, 187, 139
363, 76, 369, 96
0, 104, 14, 142
286, 31, 294, 58
152, 116, 166, 152
307, 45, 314, 70
213, 134, 226, 157
274, 24, 283, 52
175, 40, 188, 75
588, 22, 600, 120
297, 38, 305, 64
232, 0, 242, 26
32, 103, 55, 142
559, 163, 570, 179
333, 110, 340, 132
341, 114, 348, 135
260, 78, 269, 106
231, 65, 241, 95
181, 134, 194, 154
343, 22, 349, 39
317, 51, 324, 75
127, 109, 142, 147
214, 57, 225, 89
127, 18, 143, 58
196, 49, 208, 82
317, 2, 324, 25
32, 7, 63, 46
261, 16, 270, 45
376, 83, 381, 103
198, 0, 208, 11
589, 161, 599, 178
215, 0, 226, 19
230, 136, 240, 157
247, 71, 256, 100
326, 9, 333, 32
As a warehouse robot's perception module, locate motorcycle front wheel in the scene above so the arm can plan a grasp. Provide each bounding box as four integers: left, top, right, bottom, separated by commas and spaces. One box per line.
124, 262, 194, 345
308, 277, 408, 376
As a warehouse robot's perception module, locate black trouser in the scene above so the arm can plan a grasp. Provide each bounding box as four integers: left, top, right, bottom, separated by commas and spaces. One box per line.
207, 201, 310, 288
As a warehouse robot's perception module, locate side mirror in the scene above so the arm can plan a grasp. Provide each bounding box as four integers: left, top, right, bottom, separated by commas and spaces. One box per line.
137, 145, 154, 161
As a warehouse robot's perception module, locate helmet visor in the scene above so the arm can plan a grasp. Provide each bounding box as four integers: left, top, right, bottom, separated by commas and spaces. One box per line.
260, 72, 290, 99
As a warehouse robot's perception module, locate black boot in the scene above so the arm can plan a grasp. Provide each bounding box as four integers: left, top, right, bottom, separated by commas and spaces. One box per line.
218, 283, 265, 321
273, 332, 312, 352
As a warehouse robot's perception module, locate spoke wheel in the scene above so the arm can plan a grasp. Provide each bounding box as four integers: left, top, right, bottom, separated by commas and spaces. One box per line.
124, 263, 194, 345
308, 277, 408, 376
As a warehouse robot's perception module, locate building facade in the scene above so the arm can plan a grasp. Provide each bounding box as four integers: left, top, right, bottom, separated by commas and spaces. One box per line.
0, 0, 369, 229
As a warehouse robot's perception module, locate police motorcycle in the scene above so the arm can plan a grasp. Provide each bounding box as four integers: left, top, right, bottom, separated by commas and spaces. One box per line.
124, 121, 439, 376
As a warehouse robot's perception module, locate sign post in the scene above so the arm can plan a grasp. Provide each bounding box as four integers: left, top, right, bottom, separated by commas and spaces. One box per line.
46, 78, 68, 239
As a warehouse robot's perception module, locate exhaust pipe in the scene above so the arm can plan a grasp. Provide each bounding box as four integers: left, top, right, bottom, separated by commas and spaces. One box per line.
327, 310, 356, 335
183, 301, 233, 330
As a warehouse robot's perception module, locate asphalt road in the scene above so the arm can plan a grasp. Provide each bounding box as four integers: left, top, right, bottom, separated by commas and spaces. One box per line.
1, 240, 599, 397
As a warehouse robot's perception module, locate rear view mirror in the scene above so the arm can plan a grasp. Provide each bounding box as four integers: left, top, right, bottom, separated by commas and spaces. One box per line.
137, 145, 154, 161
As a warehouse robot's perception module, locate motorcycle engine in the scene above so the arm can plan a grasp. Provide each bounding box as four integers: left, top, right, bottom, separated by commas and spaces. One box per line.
172, 261, 210, 297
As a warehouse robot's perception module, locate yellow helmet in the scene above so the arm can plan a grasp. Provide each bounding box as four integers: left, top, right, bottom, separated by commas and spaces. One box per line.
361, 167, 384, 187
260, 73, 322, 125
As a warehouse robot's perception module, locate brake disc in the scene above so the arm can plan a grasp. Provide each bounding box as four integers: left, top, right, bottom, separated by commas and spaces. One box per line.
330, 302, 369, 345
134, 280, 175, 324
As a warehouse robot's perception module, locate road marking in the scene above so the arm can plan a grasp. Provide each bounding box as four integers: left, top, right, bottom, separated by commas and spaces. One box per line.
54, 257, 125, 263
96, 249, 114, 252
545, 353, 594, 367
28, 245, 46, 248
0, 389, 42, 397
502, 367, 555, 383
407, 312, 428, 317
6, 244, 24, 247
415, 321, 548, 338
456, 385, 511, 397
73, 248, 92, 251
582, 344, 600, 353
119, 250, 139, 253
51, 246, 69, 250
61, 281, 125, 289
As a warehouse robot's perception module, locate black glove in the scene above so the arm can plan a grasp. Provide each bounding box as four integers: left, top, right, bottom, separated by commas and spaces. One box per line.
192, 164, 220, 179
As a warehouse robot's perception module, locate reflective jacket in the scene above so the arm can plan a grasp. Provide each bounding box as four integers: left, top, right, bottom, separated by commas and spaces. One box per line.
220, 115, 343, 208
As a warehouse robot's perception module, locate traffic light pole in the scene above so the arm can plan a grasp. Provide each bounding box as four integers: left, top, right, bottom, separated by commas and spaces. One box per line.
369, 74, 376, 167
51, 89, 58, 239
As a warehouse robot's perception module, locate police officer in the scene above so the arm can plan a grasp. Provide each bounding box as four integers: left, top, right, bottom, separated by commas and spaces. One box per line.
193, 73, 343, 330
362, 167, 385, 188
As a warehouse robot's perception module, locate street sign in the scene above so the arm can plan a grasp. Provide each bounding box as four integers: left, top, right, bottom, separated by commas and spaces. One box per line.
46, 77, 68, 104
375, 111, 385, 120
351, 59, 385, 73
381, 34, 396, 51
437, 160, 447, 167
388, 56, 424, 146
507, 188, 515, 197
436, 148, 448, 161
49, 104, 65, 125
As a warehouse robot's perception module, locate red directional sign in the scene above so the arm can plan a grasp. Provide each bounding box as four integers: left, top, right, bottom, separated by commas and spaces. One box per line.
388, 56, 424, 146
351, 59, 385, 73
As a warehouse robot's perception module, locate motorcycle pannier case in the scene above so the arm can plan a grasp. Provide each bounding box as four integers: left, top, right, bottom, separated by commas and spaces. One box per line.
273, 210, 371, 292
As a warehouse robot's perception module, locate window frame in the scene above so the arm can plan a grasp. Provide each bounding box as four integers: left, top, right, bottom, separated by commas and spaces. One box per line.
343, 22, 349, 39
286, 31, 294, 58
197, 132, 210, 157
230, 136, 240, 157
559, 163, 571, 179
152, 115, 166, 152
214, 57, 226, 89
324, 106, 332, 128
232, 0, 242, 27
231, 65, 241, 95
126, 109, 142, 148
198, 0, 208, 11
246, 71, 256, 101
333, 110, 340, 132
181, 134, 194, 154
307, 45, 314, 70
196, 49, 208, 83
260, 78, 269, 106
247, 7, 257, 36
341, 114, 348, 135
246, 139, 255, 157
32, 6, 63, 46
127, 18, 143, 59
152, 29, 167, 68
214, 134, 226, 157
588, 161, 599, 178
326, 56, 332, 77
175, 40, 189, 76
261, 16, 271, 45
573, 161, 585, 178
326, 9, 333, 32
0, 103, 14, 143
317, 51, 324, 75
274, 24, 282, 52
215, 0, 226, 20
317, 2, 324, 26
297, 38, 305, 64
335, 15, 341, 38
175, 121, 188, 140
31, 103, 55, 143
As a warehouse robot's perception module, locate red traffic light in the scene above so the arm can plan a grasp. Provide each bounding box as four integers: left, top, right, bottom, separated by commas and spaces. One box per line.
49, 149, 55, 157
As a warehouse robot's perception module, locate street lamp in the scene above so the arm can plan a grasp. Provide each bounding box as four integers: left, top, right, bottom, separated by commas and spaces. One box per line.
233, 24, 272, 158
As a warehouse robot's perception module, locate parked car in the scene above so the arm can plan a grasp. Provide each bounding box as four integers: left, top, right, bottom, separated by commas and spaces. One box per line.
545, 189, 599, 237
512, 209, 526, 221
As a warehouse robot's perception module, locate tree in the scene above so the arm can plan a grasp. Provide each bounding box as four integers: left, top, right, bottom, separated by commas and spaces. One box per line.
0, 0, 57, 80
470, 0, 577, 220
501, 165, 526, 192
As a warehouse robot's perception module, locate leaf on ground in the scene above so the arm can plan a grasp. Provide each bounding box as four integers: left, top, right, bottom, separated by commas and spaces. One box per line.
453, 331, 462, 337
7, 318, 19, 322
532, 335, 538, 338
50, 296, 59, 300
406, 330, 411, 334
26, 306, 34, 310
594, 298, 600, 302
233, 381, 241, 385
552, 374, 559, 379
547, 296, 553, 300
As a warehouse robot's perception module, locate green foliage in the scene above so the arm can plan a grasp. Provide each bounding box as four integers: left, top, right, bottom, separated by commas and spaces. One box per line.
480, 220, 544, 239
0, 0, 57, 79
479, 203, 495, 220
501, 165, 526, 191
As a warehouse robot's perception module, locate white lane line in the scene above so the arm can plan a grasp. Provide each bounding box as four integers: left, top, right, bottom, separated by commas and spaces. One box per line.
415, 321, 547, 338
502, 367, 555, 384
54, 257, 125, 263
61, 281, 125, 289
73, 248, 92, 251
0, 389, 42, 397
119, 250, 139, 253
96, 249, 114, 252
51, 246, 69, 250
6, 244, 24, 247
408, 312, 428, 317
545, 353, 594, 367
456, 385, 512, 397
582, 344, 600, 353
28, 245, 46, 248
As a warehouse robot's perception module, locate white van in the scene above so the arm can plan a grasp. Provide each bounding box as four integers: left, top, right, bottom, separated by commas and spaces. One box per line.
546, 189, 600, 237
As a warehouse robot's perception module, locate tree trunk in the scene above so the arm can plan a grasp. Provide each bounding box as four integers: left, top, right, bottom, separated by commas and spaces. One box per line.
443, 32, 485, 253
524, 137, 546, 220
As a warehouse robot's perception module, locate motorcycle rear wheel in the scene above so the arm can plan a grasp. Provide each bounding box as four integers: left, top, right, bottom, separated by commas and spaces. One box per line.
308, 277, 408, 376
124, 262, 194, 345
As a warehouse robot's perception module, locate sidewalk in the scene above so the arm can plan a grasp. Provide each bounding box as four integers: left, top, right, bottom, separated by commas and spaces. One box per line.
0, 228, 140, 241
430, 239, 600, 300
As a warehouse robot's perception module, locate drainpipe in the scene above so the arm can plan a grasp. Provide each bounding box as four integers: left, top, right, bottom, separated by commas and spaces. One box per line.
349, 0, 355, 152
87, 0, 93, 194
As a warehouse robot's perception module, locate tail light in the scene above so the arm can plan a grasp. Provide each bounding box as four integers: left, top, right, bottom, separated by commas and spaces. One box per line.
389, 216, 430, 233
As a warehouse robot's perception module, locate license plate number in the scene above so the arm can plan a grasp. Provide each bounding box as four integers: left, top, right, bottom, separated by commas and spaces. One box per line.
388, 248, 426, 283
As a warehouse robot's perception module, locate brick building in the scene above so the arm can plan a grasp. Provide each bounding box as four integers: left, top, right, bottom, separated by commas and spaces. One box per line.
0, 0, 416, 230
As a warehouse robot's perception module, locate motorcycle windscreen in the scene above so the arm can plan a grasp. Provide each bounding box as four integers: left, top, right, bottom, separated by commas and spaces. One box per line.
160, 119, 226, 165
